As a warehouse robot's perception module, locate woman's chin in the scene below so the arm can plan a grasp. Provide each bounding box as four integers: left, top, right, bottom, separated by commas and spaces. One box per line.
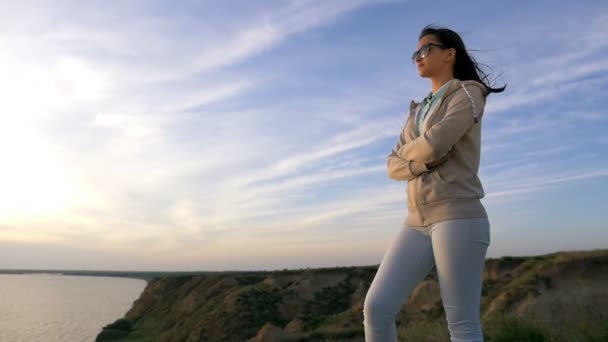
417, 68, 429, 77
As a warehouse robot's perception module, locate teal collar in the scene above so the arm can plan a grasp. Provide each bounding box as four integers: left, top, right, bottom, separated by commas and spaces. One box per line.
424, 78, 455, 103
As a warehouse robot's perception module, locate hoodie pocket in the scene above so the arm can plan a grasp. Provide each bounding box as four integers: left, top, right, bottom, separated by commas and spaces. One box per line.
419, 166, 453, 204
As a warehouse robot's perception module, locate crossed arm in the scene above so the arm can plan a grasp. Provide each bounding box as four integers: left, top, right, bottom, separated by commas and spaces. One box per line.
396, 85, 484, 163
386, 126, 431, 181
387, 151, 429, 181
387, 86, 484, 181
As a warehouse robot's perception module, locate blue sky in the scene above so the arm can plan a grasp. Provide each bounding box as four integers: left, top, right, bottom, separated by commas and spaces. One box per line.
0, 0, 606, 271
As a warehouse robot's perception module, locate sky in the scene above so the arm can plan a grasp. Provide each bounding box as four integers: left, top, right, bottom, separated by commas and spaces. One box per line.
0, 0, 607, 271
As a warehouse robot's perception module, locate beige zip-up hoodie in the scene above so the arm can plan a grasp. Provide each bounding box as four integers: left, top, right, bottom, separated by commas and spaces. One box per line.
387, 79, 489, 227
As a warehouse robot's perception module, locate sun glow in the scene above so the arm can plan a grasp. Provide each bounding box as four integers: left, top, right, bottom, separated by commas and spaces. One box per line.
0, 53, 107, 222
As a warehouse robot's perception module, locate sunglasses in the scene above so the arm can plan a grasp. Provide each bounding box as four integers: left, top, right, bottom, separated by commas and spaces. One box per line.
411, 43, 446, 63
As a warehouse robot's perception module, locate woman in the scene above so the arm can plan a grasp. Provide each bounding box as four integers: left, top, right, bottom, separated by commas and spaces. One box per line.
363, 25, 506, 341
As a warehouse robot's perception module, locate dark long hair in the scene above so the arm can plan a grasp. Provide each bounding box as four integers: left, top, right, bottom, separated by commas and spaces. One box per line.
419, 24, 507, 94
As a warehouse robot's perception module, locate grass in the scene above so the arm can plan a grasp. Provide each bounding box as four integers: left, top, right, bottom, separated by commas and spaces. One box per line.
398, 320, 450, 342
392, 313, 608, 342
97, 312, 608, 342
482, 313, 549, 341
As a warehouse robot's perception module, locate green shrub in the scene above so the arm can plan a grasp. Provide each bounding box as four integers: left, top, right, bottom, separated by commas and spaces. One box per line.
483, 313, 549, 342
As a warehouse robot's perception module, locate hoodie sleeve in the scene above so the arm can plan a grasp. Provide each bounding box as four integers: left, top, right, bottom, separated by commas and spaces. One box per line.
386, 124, 429, 181
396, 85, 485, 163
387, 152, 429, 181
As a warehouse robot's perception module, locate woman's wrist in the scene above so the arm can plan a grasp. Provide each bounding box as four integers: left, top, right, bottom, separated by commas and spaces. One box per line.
409, 160, 430, 176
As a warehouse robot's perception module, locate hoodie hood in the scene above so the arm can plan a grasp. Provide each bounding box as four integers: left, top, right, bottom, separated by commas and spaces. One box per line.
410, 79, 488, 109
409, 78, 488, 123
430, 79, 489, 101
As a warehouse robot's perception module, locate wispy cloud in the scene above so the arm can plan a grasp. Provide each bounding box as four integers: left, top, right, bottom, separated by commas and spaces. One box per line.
484, 168, 608, 200
0, 0, 607, 269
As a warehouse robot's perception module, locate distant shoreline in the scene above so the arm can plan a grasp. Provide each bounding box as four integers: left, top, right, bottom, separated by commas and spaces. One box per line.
0, 269, 272, 282
4, 249, 606, 282
0, 269, 227, 282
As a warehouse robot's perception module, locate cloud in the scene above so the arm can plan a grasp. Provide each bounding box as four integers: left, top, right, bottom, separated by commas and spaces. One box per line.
0, 0, 607, 269
0, 0, 401, 252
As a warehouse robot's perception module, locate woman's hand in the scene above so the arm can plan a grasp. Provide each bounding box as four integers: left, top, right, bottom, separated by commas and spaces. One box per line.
408, 160, 429, 176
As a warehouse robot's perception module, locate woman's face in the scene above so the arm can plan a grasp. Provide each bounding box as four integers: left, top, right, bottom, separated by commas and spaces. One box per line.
414, 34, 454, 78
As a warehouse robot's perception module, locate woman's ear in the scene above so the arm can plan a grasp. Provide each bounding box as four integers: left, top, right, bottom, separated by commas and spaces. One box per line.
445, 48, 456, 63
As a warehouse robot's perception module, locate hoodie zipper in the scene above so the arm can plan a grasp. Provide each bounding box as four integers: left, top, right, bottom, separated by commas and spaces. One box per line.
416, 81, 458, 225
415, 80, 484, 225
417, 95, 445, 226
407, 102, 424, 223
417, 174, 425, 225
422, 98, 444, 134
416, 102, 426, 225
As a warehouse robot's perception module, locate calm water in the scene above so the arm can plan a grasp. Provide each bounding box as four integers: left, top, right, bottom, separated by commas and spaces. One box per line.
0, 273, 147, 342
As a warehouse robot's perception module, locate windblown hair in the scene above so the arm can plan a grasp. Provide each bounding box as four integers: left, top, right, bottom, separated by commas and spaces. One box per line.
419, 24, 507, 94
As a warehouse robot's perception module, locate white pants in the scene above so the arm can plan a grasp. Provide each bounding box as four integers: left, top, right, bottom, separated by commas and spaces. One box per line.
363, 217, 490, 342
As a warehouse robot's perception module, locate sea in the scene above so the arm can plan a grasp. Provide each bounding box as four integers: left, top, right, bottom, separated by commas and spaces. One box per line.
0, 273, 147, 342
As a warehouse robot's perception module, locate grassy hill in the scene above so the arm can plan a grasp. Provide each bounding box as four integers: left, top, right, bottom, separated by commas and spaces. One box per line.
95, 249, 608, 341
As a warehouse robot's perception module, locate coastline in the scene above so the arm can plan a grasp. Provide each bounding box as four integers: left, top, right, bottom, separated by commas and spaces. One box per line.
0, 269, 232, 282
94, 249, 608, 341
